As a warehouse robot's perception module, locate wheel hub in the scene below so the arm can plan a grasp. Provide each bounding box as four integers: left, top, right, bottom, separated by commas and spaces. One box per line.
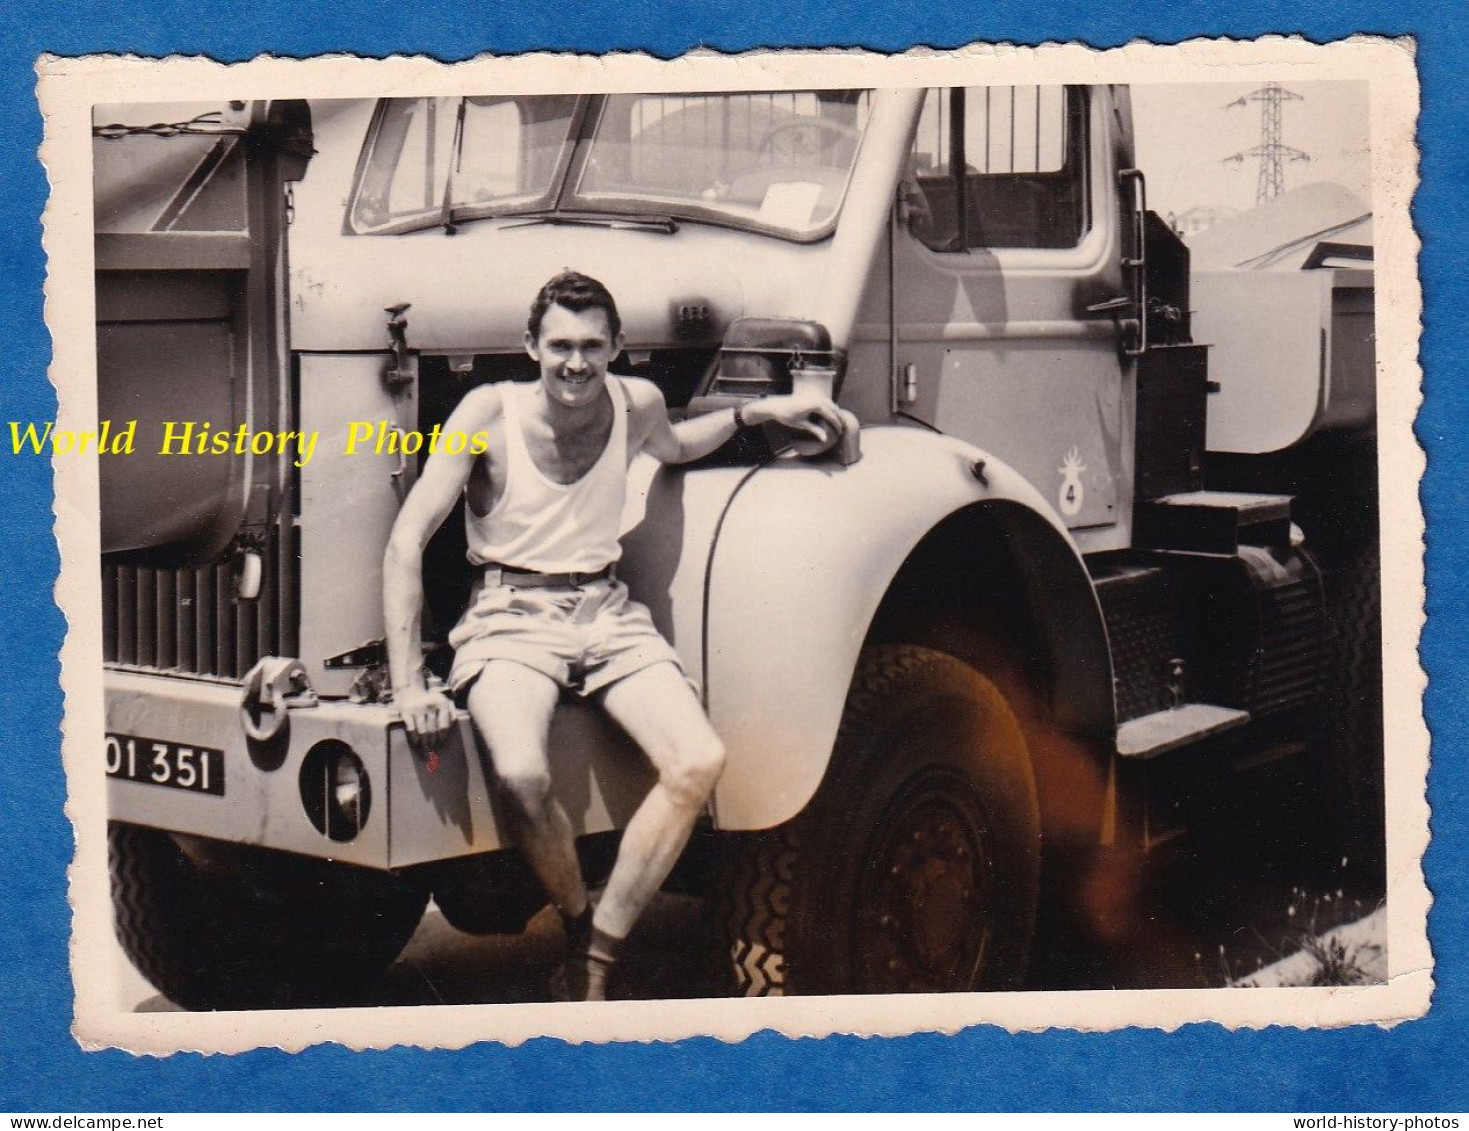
859, 775, 990, 991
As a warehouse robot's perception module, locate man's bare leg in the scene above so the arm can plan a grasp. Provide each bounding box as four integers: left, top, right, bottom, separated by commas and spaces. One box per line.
466, 662, 588, 922
591, 662, 727, 992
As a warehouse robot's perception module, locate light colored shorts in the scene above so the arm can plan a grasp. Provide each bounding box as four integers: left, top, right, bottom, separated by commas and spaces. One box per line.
447, 575, 685, 698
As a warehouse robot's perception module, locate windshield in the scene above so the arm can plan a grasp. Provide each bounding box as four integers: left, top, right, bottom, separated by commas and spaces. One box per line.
569, 92, 871, 237
349, 90, 873, 239
350, 95, 581, 233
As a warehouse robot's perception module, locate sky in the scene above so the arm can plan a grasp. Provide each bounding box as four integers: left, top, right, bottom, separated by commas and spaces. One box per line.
1131, 80, 1372, 221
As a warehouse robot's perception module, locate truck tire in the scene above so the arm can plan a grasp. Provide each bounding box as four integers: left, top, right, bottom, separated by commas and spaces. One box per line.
109, 822, 428, 1010
717, 645, 1041, 996
426, 850, 547, 936
1320, 540, 1385, 870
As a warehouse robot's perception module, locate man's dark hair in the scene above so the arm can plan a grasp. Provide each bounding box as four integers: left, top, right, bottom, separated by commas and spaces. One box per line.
527, 271, 623, 342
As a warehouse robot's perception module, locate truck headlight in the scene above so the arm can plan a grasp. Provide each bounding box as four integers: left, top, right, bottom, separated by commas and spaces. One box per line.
299, 740, 372, 842
709, 317, 840, 398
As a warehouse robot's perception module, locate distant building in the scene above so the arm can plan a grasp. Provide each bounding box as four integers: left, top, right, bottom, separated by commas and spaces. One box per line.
1186, 182, 1372, 272
1168, 204, 1240, 239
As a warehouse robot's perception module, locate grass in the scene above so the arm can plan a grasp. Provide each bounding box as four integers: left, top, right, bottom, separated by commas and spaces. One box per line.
1300, 929, 1379, 987
1226, 882, 1386, 988
1194, 865, 1387, 988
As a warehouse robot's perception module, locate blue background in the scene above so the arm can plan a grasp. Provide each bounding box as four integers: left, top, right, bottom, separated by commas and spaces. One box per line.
2, 3, 1463, 1113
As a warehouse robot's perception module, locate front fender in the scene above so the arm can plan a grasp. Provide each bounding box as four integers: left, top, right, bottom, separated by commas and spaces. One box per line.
695, 425, 1111, 831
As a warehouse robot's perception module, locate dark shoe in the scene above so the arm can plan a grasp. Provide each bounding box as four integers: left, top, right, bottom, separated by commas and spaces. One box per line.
549, 952, 590, 1002
561, 906, 592, 954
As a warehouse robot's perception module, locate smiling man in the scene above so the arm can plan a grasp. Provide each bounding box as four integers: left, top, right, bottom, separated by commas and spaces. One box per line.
384, 271, 842, 1001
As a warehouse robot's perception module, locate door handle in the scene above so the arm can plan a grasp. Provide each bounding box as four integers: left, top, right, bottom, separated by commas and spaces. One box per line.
1086, 296, 1142, 353
1118, 168, 1149, 357
388, 425, 408, 480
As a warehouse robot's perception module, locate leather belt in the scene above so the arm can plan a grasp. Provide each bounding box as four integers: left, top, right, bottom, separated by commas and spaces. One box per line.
480, 562, 616, 588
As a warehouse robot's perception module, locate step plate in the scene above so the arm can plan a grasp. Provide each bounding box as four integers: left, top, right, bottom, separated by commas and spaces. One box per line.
1116, 703, 1251, 760
1150, 490, 1292, 519
1135, 490, 1293, 554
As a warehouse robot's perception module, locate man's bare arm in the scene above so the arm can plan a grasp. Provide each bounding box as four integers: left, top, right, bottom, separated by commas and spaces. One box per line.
635, 381, 846, 466
382, 389, 495, 744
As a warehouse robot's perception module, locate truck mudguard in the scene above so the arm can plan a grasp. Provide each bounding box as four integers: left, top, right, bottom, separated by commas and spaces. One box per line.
678, 425, 1115, 832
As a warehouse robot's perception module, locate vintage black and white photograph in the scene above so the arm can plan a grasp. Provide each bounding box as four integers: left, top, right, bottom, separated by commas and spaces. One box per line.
43, 41, 1429, 1050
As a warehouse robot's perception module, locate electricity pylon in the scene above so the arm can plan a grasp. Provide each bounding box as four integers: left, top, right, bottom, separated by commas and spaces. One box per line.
1222, 83, 1310, 203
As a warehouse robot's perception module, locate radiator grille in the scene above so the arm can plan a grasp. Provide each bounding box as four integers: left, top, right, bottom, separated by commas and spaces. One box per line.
102, 528, 293, 681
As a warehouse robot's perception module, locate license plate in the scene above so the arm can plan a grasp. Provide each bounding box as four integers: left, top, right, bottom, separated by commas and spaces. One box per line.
106, 733, 225, 796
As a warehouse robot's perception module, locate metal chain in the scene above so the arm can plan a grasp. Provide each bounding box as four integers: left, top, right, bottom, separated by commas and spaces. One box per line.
92, 110, 247, 141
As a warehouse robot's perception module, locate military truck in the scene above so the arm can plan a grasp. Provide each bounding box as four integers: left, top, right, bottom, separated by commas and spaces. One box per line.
94, 84, 1379, 1007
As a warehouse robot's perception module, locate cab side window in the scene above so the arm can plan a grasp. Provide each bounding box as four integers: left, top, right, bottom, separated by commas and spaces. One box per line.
908, 85, 1088, 252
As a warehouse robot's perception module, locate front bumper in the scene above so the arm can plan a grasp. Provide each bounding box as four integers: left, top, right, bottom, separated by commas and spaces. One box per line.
104, 667, 653, 869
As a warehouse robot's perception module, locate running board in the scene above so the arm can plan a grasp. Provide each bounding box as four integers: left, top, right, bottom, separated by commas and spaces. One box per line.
1116, 703, 1251, 760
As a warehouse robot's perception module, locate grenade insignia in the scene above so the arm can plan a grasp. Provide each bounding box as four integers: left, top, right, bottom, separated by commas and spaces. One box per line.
1059, 446, 1086, 518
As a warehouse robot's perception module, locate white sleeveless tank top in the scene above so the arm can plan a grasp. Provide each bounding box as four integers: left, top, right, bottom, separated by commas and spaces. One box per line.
465, 376, 628, 573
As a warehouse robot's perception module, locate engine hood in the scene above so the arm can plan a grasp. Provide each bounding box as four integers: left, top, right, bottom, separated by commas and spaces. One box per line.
291, 220, 764, 353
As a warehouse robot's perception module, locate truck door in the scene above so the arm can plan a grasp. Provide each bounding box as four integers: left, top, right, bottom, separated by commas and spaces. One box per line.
889, 85, 1130, 542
